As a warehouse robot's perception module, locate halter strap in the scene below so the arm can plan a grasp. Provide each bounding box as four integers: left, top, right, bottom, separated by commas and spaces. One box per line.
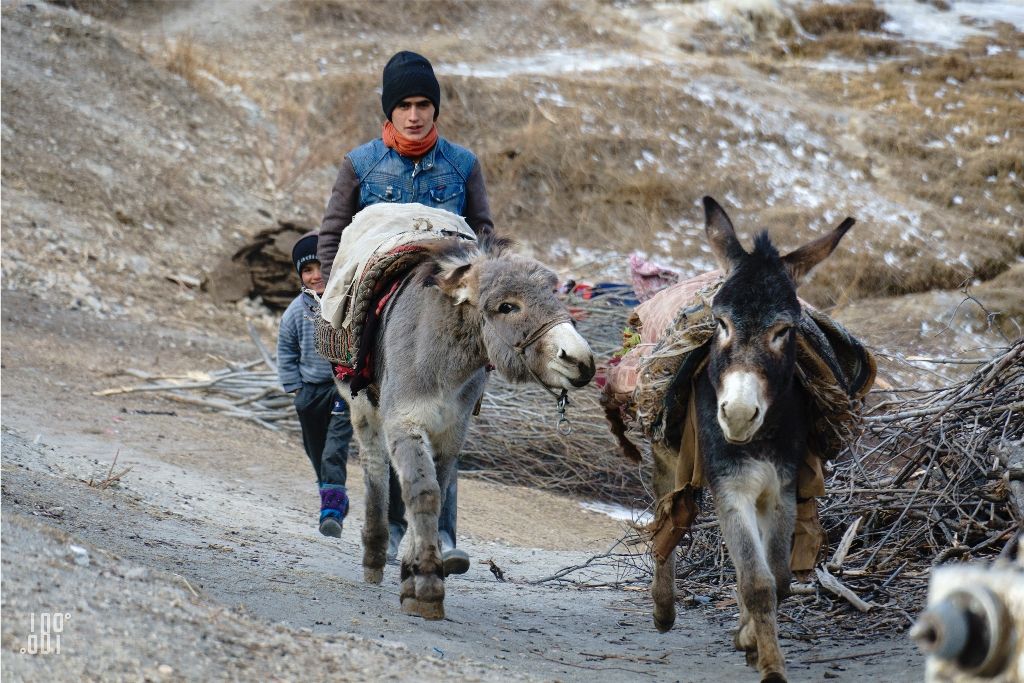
514, 314, 573, 354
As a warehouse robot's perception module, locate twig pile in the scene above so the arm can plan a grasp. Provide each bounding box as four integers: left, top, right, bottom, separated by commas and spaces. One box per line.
95, 359, 300, 432
461, 287, 648, 502
95, 291, 648, 502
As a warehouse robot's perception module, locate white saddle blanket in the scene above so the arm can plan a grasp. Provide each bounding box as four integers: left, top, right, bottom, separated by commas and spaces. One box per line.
320, 203, 476, 329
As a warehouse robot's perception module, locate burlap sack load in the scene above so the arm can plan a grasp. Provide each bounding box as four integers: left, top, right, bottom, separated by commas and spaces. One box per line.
601, 272, 876, 572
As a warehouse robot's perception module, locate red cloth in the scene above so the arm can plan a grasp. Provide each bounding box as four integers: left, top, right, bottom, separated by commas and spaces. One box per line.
603, 270, 723, 402
629, 253, 680, 302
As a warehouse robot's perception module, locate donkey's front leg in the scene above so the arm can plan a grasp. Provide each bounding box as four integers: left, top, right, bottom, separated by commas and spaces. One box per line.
350, 404, 389, 584
390, 428, 444, 620
716, 495, 787, 683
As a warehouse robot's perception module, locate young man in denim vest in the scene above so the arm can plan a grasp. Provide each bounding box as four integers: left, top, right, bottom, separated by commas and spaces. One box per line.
278, 232, 354, 538
317, 51, 493, 576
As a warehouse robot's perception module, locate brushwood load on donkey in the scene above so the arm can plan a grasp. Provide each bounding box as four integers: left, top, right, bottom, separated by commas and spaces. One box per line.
311, 202, 595, 620
601, 197, 876, 682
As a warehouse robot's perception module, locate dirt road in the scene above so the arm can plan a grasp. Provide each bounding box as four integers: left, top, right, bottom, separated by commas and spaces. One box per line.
1, 1, 959, 679
0, 290, 922, 681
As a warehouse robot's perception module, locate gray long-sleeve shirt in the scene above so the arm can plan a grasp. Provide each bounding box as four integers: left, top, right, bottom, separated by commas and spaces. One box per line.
277, 293, 335, 392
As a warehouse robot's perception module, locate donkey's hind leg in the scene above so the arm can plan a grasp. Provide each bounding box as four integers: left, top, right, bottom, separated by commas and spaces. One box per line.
351, 403, 389, 584
765, 489, 796, 605
390, 428, 444, 620
650, 442, 678, 632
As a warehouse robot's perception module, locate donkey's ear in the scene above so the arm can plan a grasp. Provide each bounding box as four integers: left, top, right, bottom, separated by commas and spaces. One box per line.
703, 196, 746, 274
781, 217, 855, 284
432, 262, 478, 306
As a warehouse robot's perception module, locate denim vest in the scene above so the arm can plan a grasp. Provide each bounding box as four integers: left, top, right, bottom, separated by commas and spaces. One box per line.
346, 137, 477, 216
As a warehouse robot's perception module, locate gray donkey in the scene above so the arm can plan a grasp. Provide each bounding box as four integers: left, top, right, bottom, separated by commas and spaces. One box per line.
340, 234, 595, 620
650, 197, 855, 683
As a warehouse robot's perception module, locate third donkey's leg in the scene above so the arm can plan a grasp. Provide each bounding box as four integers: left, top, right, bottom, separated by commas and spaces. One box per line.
716, 495, 787, 683
390, 428, 444, 619
651, 443, 677, 632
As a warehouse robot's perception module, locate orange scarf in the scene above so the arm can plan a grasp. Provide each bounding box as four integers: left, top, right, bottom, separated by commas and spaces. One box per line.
382, 120, 437, 159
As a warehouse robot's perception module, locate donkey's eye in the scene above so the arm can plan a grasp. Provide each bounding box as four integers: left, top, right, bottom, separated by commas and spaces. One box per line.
773, 326, 793, 343
716, 317, 728, 331
498, 302, 519, 315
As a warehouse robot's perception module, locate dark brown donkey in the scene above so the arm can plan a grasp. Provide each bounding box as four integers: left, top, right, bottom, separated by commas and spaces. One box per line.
652, 197, 855, 683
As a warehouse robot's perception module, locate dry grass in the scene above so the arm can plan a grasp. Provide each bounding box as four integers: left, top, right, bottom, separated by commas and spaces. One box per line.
782, 32, 903, 59
249, 75, 378, 197
288, 0, 623, 55
160, 33, 244, 97
796, 3, 888, 36
787, 25, 1024, 300
818, 33, 1024, 218
290, 0, 484, 31
138, 0, 1022, 319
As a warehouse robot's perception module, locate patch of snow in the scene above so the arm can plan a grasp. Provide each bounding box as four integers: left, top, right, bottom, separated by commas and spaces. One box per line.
580, 501, 652, 525
442, 51, 661, 79
876, 0, 1024, 49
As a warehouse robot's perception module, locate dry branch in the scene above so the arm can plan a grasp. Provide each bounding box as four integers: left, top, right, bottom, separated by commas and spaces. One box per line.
93, 292, 647, 502
815, 567, 873, 612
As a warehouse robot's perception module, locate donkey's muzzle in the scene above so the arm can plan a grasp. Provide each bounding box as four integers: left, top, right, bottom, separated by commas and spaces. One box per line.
546, 322, 595, 389
566, 354, 596, 387
716, 369, 767, 443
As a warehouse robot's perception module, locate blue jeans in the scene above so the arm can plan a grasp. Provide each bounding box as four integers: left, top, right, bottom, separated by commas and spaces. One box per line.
388, 464, 458, 544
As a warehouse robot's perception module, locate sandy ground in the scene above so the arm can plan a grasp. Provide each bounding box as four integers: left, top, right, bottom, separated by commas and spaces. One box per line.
0, 289, 924, 681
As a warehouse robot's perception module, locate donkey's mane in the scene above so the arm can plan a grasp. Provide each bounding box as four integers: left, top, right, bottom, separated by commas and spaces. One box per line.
417, 232, 517, 287
750, 230, 781, 262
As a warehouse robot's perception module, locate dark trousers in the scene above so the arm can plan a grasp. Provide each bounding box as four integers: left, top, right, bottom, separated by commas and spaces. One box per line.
388, 463, 458, 543
297, 381, 457, 542
293, 381, 352, 487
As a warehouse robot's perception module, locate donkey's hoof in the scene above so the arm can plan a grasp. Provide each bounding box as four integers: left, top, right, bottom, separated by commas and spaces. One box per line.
416, 600, 445, 620
761, 673, 786, 683
651, 602, 675, 634
653, 610, 676, 633
363, 566, 384, 584
401, 598, 445, 620
442, 547, 470, 577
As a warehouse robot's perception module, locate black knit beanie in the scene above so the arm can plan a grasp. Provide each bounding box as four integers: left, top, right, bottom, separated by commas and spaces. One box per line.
291, 232, 319, 276
381, 51, 440, 121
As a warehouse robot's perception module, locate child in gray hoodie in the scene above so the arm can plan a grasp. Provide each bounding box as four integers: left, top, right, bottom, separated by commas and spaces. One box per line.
277, 232, 352, 537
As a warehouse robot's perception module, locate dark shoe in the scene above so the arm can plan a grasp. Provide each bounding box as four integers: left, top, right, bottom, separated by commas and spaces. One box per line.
319, 485, 347, 538
386, 522, 405, 564
319, 516, 342, 537
439, 530, 470, 577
